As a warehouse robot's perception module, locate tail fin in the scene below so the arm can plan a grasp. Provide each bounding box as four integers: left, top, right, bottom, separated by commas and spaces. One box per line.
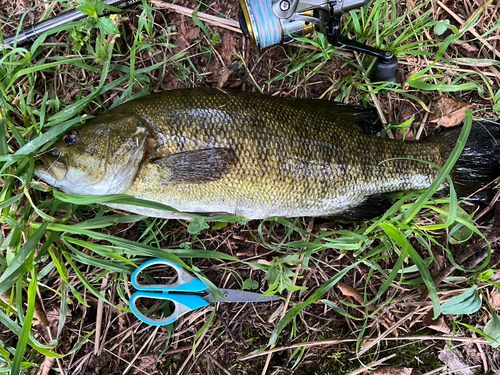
440, 120, 500, 201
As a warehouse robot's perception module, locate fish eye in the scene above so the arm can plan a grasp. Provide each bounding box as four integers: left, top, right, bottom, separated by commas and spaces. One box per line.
63, 132, 78, 146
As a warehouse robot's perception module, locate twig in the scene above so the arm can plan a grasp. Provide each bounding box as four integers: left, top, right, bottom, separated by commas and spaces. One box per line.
216, 310, 245, 348
149, 1, 242, 33
69, 352, 93, 374
285, 61, 328, 97
423, 366, 448, 375
207, 353, 232, 375
81, 338, 152, 375
474, 187, 500, 222
427, 365, 482, 375
353, 51, 388, 126
345, 353, 397, 375
107, 321, 141, 351
123, 326, 160, 374
184, 324, 220, 375
44, 320, 66, 375
234, 51, 263, 93
94, 274, 108, 355
415, 104, 431, 140
357, 311, 416, 356
176, 322, 210, 375
476, 340, 489, 374
163, 346, 192, 355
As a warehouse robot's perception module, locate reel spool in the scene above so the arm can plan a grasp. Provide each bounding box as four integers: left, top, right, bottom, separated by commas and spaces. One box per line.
239, 0, 318, 49
238, 0, 398, 83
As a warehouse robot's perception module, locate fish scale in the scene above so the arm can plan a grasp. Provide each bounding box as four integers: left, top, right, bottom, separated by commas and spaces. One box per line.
118, 89, 442, 218
36, 88, 452, 220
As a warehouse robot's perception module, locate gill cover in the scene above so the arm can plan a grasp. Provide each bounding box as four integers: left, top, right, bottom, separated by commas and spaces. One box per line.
36, 112, 149, 195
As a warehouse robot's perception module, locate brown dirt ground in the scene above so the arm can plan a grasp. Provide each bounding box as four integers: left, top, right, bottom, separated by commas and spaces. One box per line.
2, 0, 500, 374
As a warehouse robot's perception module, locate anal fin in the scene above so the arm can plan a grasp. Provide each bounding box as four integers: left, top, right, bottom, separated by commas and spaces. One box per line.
337, 194, 394, 221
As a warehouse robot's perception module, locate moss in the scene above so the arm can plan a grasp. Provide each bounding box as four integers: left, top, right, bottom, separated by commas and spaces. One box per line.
241, 324, 272, 347
303, 339, 442, 374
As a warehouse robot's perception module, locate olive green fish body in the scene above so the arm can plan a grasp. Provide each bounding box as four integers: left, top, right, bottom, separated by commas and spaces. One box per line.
36, 89, 474, 219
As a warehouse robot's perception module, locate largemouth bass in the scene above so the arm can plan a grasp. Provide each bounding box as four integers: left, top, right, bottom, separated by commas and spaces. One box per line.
35, 89, 500, 220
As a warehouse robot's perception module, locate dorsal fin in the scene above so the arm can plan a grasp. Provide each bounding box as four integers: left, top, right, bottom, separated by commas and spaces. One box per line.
287, 97, 381, 135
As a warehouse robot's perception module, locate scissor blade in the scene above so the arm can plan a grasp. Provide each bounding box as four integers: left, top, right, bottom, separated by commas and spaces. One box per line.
204, 289, 280, 303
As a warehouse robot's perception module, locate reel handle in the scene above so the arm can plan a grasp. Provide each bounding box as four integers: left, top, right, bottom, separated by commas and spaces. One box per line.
325, 17, 398, 84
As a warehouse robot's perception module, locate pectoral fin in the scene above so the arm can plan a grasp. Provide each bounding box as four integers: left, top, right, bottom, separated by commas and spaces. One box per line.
154, 148, 237, 184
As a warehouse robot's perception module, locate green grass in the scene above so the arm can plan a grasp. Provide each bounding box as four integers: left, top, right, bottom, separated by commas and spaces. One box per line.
1, 0, 499, 373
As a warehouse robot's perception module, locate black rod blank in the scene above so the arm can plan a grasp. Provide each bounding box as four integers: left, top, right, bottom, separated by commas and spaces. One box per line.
2, 0, 141, 48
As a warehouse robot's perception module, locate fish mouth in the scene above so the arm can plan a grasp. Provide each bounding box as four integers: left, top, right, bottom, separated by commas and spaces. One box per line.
35, 151, 68, 182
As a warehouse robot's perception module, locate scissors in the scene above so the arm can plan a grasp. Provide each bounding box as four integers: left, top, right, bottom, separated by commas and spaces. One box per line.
130, 259, 280, 326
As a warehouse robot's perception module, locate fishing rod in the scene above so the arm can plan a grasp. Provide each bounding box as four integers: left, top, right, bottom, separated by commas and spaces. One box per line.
2, 0, 141, 48
2, 0, 398, 82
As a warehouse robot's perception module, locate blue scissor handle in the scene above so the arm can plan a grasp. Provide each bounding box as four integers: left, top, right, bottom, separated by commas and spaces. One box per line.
130, 291, 209, 326
131, 259, 207, 293
130, 259, 210, 326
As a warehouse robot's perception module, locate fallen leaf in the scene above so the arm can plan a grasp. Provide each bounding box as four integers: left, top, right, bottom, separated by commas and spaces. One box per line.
431, 254, 446, 275
373, 365, 413, 375
452, 40, 480, 57
490, 289, 500, 310
34, 299, 50, 327
268, 302, 285, 323
337, 283, 375, 312
36, 356, 55, 375
177, 16, 199, 50
217, 68, 233, 88
429, 97, 473, 128
1, 289, 49, 326
423, 310, 451, 334
495, 202, 500, 228
182, 305, 213, 327
139, 354, 157, 371
221, 33, 237, 63
398, 102, 418, 124
0, 291, 17, 314
438, 348, 474, 375
32, 180, 51, 189
118, 301, 128, 332
46, 308, 72, 334
337, 282, 365, 306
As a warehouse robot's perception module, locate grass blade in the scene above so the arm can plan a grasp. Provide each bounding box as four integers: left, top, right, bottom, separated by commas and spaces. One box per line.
0, 221, 48, 294
11, 267, 37, 375
380, 222, 441, 317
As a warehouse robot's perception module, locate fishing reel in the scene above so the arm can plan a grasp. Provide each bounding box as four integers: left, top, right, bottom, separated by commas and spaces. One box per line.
238, 0, 398, 83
